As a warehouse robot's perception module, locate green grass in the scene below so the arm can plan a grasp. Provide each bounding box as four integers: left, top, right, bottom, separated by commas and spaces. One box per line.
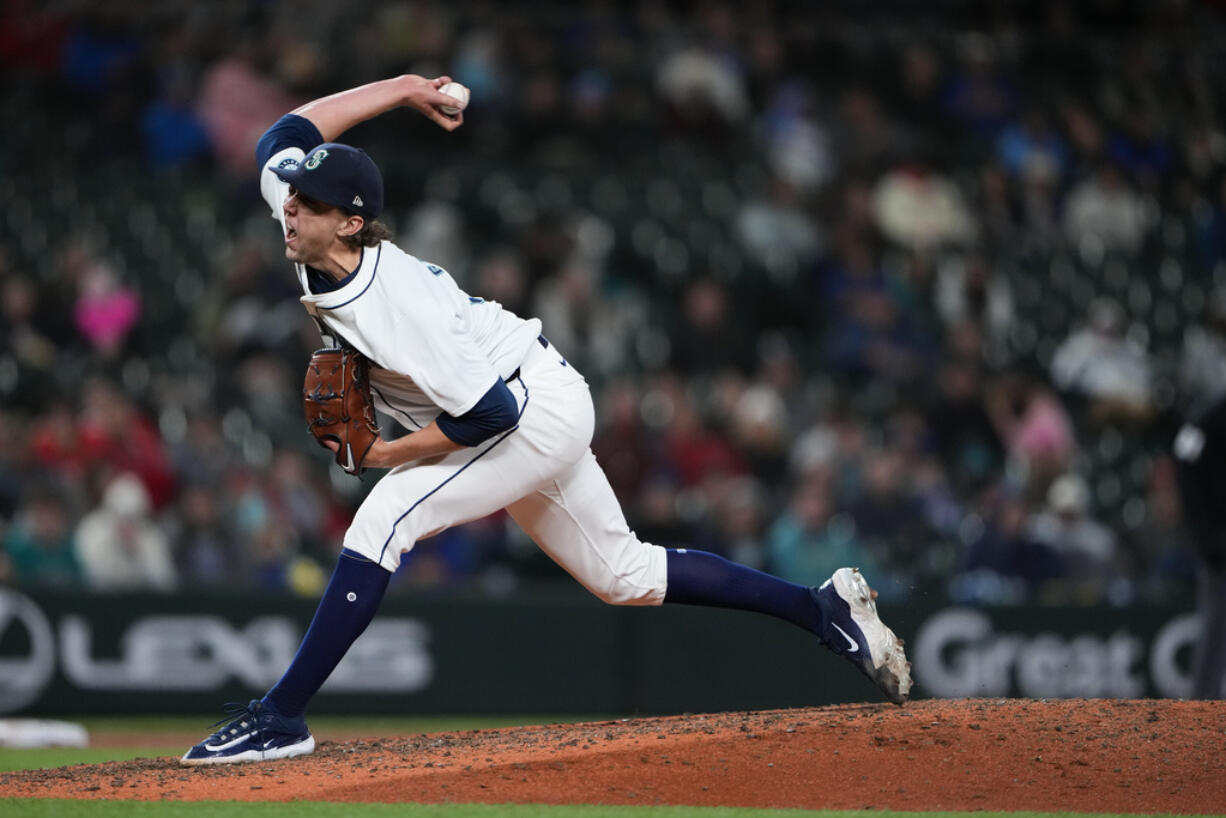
0, 806, 1191, 818
0, 747, 178, 772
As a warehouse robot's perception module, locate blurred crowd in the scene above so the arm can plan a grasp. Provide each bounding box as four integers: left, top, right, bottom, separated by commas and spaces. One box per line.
1, 0, 1225, 604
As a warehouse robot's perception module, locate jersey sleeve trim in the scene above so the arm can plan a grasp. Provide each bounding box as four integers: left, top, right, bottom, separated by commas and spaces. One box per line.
255, 114, 324, 170
435, 378, 520, 446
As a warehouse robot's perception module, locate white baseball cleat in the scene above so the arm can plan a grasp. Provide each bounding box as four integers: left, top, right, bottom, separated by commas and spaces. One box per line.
811, 567, 913, 705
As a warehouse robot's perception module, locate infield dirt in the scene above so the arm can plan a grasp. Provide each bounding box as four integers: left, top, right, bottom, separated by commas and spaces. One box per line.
1, 698, 1223, 812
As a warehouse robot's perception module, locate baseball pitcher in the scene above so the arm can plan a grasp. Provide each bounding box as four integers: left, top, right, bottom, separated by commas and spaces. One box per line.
182, 74, 911, 765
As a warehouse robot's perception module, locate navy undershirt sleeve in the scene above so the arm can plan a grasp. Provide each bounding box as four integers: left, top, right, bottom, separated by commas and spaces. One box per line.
435, 379, 519, 446
255, 114, 324, 170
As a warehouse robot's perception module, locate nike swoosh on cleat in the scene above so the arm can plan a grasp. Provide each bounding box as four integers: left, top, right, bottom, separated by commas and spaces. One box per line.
204, 731, 257, 752
831, 623, 859, 652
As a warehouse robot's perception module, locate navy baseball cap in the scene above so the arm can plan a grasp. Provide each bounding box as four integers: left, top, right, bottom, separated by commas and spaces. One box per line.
274, 142, 384, 220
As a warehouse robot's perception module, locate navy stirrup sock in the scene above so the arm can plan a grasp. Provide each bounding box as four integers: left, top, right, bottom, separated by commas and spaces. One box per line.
664, 549, 822, 635
264, 548, 390, 719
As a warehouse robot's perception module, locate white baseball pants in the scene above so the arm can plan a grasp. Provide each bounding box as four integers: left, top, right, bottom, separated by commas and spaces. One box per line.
343, 338, 669, 605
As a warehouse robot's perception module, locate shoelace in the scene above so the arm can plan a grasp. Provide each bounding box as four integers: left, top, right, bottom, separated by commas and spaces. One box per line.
207, 700, 263, 743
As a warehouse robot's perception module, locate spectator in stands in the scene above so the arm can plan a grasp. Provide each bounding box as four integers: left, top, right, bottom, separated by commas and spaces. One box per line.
1133, 456, 1198, 599
58, 6, 144, 152
938, 33, 1017, 137
77, 377, 176, 509
925, 357, 1006, 492
234, 353, 301, 444
1, 273, 60, 411
995, 106, 1068, 186
399, 201, 469, 285
734, 175, 823, 277
871, 158, 977, 252
828, 87, 910, 178
140, 68, 212, 169
59, 7, 141, 98
1027, 473, 1122, 595
958, 491, 1063, 603
167, 482, 235, 586
974, 162, 1027, 249
29, 397, 91, 491
3, 482, 81, 588
848, 448, 936, 582
728, 380, 791, 486
165, 410, 239, 491
1, 245, 74, 363
668, 277, 753, 375
203, 239, 305, 369
691, 474, 769, 570
590, 378, 655, 505
909, 455, 964, 551
249, 518, 320, 595
819, 233, 938, 386
759, 80, 833, 196
768, 475, 877, 586
471, 247, 531, 321
1108, 109, 1173, 190
894, 39, 941, 114
629, 472, 693, 550
75, 472, 175, 592
986, 371, 1077, 502
62, 240, 141, 361
1062, 162, 1148, 255
656, 40, 749, 142
934, 253, 1015, 359
532, 261, 643, 381
1059, 100, 1107, 171
1050, 298, 1154, 425
197, 40, 304, 177
661, 386, 746, 488
264, 450, 335, 562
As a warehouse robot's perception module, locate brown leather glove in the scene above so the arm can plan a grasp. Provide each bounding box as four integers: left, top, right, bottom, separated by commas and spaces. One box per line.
303, 348, 380, 475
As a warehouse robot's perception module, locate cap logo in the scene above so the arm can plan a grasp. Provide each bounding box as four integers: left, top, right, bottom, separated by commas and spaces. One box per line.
352, 195, 364, 208
304, 148, 329, 170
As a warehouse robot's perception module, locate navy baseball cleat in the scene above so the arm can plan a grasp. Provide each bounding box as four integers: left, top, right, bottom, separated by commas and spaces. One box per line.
811, 567, 913, 705
180, 699, 315, 765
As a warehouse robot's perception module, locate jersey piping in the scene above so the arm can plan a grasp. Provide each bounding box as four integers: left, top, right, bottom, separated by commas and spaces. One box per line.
317, 244, 382, 310
376, 380, 531, 567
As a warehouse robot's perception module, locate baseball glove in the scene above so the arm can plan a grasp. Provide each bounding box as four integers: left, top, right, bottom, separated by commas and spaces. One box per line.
303, 347, 380, 475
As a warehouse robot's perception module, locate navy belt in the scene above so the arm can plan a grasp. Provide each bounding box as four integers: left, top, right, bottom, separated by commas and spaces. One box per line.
505, 335, 549, 383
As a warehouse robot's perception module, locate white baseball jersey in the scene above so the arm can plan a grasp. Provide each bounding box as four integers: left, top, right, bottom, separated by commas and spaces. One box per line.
259, 145, 669, 603
261, 145, 541, 430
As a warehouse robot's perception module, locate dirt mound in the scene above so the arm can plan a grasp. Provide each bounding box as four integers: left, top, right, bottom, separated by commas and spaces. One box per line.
1, 699, 1223, 811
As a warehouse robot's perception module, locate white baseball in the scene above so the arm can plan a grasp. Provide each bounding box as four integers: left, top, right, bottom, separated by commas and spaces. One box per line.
438, 82, 469, 116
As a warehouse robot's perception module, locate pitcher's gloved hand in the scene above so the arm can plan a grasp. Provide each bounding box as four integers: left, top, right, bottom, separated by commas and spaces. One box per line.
303, 347, 380, 475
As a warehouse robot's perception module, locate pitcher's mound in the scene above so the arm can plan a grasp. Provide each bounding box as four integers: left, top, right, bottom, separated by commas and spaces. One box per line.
2, 699, 1223, 812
